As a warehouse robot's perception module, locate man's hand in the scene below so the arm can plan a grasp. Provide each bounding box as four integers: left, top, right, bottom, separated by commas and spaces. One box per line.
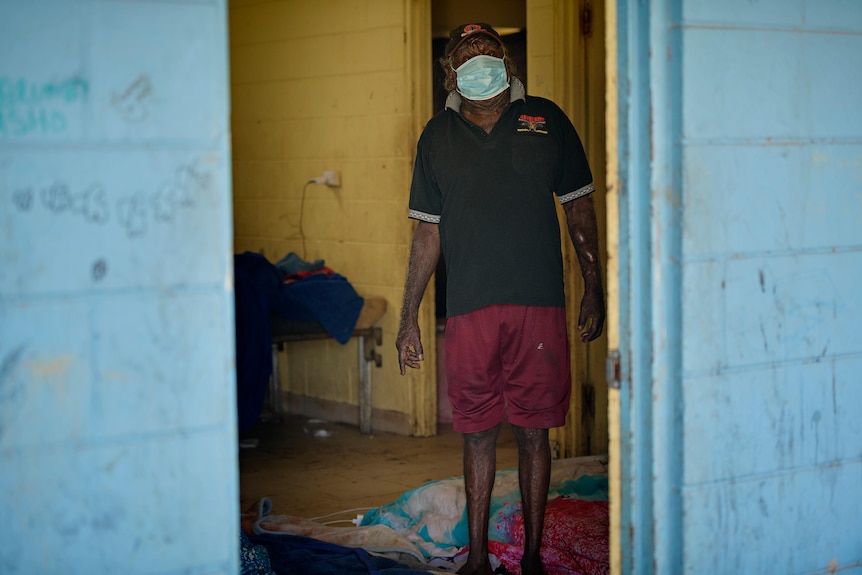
578, 284, 605, 343
564, 195, 605, 343
396, 323, 424, 375
396, 221, 440, 375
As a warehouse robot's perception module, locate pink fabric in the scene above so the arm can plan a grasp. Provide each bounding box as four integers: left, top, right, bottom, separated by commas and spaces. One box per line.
488, 498, 609, 575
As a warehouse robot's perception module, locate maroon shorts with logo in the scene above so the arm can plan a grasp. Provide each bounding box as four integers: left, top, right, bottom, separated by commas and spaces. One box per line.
445, 304, 572, 434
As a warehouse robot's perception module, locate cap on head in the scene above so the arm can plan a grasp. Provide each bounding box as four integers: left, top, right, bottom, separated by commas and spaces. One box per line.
445, 23, 504, 57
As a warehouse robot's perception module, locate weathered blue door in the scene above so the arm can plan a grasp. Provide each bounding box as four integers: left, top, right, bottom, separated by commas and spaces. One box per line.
611, 0, 862, 573
0, 1, 237, 573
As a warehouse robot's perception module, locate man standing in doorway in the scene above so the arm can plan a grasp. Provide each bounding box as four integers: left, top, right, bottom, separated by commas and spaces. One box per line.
396, 23, 604, 575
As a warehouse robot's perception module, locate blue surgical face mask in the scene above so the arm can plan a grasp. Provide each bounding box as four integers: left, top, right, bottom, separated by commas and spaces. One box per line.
453, 55, 510, 101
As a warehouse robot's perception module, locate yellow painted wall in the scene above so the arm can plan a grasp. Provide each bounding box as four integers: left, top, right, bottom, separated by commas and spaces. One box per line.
229, 0, 436, 435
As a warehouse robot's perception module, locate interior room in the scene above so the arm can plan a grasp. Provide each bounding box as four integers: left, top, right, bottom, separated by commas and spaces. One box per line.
230, 0, 612, 572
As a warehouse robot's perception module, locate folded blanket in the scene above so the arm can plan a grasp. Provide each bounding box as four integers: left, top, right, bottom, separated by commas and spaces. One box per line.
274, 271, 364, 344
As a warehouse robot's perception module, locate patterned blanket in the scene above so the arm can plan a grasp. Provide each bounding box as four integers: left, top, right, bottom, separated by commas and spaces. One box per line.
360, 455, 609, 574
246, 455, 609, 574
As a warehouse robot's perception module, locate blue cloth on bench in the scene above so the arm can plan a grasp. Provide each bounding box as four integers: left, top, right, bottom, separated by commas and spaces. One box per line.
274, 271, 364, 345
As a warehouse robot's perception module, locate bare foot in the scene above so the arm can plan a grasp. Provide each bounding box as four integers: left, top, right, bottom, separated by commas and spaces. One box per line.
457, 559, 494, 575
520, 552, 545, 575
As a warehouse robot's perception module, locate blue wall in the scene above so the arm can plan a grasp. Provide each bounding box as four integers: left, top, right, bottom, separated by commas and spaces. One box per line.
680, 1, 862, 572
617, 0, 862, 573
0, 1, 238, 573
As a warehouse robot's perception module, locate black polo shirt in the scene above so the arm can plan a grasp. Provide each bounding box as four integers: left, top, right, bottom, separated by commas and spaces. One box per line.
408, 79, 594, 318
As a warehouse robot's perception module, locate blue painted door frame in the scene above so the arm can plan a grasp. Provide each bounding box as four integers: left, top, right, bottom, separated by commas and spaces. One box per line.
614, 0, 683, 572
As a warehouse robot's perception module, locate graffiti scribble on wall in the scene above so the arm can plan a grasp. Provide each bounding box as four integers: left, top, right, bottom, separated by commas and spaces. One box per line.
0, 76, 88, 137
9, 162, 211, 239
111, 75, 153, 122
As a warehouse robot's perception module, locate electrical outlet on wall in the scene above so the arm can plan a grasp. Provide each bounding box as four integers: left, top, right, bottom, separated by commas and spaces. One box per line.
322, 170, 340, 187
310, 170, 341, 187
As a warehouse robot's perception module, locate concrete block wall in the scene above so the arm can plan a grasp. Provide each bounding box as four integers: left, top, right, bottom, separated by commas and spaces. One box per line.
677, 1, 862, 571
0, 0, 237, 572
229, 0, 421, 431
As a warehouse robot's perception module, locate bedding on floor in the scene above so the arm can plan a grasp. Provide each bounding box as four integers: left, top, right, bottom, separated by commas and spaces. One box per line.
243, 455, 609, 574
245, 531, 438, 575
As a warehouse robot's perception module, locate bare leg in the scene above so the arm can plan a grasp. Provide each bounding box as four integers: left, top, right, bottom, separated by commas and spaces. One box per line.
457, 424, 500, 575
513, 425, 551, 575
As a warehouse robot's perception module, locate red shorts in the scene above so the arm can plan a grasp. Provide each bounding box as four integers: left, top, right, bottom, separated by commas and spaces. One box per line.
445, 304, 571, 434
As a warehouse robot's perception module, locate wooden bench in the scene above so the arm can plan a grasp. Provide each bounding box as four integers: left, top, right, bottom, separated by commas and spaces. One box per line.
269, 297, 387, 434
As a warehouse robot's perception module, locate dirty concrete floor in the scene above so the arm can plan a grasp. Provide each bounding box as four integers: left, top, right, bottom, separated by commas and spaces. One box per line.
239, 415, 521, 521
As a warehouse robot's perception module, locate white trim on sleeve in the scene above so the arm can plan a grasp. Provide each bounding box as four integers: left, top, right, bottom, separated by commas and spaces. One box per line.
408, 209, 441, 224
558, 183, 595, 204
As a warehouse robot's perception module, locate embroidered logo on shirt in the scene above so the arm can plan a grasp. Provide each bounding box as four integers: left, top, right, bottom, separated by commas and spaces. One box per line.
517, 114, 548, 134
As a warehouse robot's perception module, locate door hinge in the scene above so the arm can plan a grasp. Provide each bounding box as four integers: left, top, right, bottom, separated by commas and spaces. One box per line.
606, 349, 621, 389
581, 3, 593, 38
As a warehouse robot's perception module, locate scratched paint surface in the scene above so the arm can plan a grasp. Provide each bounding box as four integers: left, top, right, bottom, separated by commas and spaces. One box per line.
677, 0, 862, 573
0, 1, 237, 573
0, 150, 229, 294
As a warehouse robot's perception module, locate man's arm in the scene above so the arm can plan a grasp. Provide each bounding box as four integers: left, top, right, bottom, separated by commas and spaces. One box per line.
396, 221, 441, 374
564, 194, 605, 342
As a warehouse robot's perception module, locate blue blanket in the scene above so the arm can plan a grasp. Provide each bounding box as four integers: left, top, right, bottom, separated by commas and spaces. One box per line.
274, 271, 365, 345
233, 252, 364, 433
249, 532, 433, 575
